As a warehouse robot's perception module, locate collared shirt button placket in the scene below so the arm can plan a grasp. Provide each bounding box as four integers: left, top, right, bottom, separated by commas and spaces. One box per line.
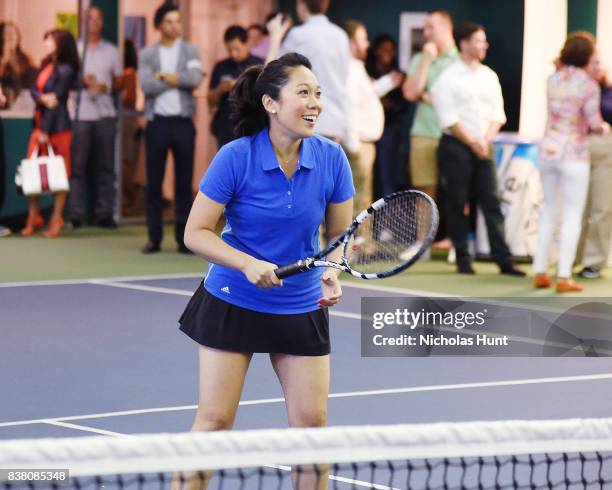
286, 181, 295, 214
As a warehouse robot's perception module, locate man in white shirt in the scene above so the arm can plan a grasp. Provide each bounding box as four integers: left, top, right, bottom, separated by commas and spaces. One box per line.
343, 20, 384, 215
431, 22, 524, 276
266, 0, 350, 142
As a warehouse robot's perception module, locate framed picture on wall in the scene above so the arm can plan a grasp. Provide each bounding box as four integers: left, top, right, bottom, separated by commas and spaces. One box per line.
56, 13, 79, 38
398, 12, 427, 72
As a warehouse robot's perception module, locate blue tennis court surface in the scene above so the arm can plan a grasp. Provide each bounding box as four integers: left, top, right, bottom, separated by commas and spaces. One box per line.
2, 274, 612, 442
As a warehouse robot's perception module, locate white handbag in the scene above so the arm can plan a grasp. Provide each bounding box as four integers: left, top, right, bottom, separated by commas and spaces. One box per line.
15, 143, 69, 196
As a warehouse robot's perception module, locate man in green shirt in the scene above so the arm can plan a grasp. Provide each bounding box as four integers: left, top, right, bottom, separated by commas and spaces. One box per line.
403, 10, 458, 200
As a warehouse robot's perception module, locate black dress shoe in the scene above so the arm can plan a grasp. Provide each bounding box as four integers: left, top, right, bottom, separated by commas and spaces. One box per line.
177, 244, 193, 254
97, 217, 118, 229
457, 257, 475, 274
141, 242, 161, 254
499, 262, 526, 276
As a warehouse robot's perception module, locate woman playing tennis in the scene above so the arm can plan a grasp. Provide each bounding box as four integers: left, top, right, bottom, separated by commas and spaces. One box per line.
179, 52, 354, 489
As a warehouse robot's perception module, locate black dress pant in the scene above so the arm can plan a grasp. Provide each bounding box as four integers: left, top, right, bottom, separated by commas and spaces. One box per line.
68, 118, 117, 221
144, 116, 195, 247
437, 134, 511, 265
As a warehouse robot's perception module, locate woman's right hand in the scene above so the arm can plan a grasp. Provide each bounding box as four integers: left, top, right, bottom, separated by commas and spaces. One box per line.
37, 132, 49, 144
242, 258, 283, 289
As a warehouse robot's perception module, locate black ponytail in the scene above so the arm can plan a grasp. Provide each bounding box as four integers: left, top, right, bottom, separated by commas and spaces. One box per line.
230, 65, 267, 138
230, 52, 312, 137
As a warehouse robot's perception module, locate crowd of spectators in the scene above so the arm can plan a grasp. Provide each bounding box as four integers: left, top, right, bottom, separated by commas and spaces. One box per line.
1, 0, 611, 291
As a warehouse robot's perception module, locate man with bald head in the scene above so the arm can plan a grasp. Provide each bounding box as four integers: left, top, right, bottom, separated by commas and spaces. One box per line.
403, 10, 457, 201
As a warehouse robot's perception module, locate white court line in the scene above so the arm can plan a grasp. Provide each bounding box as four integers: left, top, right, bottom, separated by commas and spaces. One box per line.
88, 279, 194, 296
2, 271, 571, 317
89, 279, 604, 321
5, 273, 577, 321
44, 420, 126, 437
90, 280, 362, 319
269, 464, 400, 490
4, 273, 605, 319
5, 272, 606, 316
2, 373, 612, 428
0, 272, 441, 297
0, 272, 203, 288
342, 280, 448, 297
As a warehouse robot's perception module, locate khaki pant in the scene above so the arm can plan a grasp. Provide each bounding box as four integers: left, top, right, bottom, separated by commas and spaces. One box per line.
348, 141, 376, 216
579, 133, 612, 268
410, 135, 439, 188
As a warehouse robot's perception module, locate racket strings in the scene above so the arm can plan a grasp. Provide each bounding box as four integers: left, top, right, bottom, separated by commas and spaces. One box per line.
348, 193, 434, 274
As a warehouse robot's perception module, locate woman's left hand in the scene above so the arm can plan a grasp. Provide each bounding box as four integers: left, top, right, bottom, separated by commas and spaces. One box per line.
318, 270, 342, 308
40, 93, 58, 109
266, 13, 292, 41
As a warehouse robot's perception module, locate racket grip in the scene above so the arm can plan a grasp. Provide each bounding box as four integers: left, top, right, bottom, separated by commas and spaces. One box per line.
274, 260, 311, 279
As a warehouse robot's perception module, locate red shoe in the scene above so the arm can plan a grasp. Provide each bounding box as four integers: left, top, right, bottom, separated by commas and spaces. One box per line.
556, 278, 583, 293
533, 273, 552, 289
43, 217, 64, 238
20, 214, 44, 236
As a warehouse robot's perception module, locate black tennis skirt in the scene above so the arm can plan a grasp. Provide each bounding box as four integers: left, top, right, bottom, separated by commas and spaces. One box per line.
179, 281, 330, 356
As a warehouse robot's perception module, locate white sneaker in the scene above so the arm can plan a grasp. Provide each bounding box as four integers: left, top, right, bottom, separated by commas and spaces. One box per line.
379, 229, 394, 242
399, 242, 428, 262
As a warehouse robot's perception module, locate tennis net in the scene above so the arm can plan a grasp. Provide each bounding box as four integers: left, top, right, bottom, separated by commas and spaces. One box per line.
1, 418, 612, 489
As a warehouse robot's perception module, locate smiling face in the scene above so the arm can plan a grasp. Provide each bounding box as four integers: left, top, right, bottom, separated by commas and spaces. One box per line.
265, 65, 323, 139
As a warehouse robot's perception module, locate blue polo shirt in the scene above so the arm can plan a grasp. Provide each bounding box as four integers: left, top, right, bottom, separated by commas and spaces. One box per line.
200, 129, 355, 314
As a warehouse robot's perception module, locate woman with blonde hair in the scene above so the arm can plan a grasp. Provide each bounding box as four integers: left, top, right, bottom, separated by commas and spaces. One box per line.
0, 21, 36, 108
533, 32, 610, 292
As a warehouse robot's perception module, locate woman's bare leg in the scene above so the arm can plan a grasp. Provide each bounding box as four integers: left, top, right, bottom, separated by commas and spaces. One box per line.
271, 353, 330, 490
173, 346, 252, 490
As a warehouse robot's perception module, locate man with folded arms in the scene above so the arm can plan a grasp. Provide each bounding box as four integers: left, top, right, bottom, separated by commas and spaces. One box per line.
139, 3, 203, 254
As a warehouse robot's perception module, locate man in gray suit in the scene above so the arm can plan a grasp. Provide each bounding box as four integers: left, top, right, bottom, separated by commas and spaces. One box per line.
139, 3, 203, 254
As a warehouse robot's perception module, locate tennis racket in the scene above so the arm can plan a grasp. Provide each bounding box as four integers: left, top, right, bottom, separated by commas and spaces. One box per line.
274, 190, 439, 280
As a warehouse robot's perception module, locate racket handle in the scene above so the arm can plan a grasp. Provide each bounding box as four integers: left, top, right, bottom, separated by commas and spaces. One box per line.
274, 260, 312, 279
